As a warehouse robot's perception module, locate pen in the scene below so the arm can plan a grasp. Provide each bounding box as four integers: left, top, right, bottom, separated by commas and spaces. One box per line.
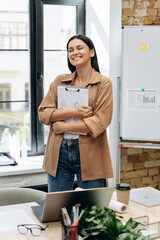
70, 220, 79, 240
70, 210, 85, 240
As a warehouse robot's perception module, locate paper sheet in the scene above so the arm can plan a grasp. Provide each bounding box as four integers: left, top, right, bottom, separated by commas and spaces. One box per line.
0, 209, 36, 231
126, 89, 159, 112
108, 200, 127, 213
57, 85, 89, 136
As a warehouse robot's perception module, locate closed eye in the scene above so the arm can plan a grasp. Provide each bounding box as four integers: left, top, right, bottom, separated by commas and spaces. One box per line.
68, 48, 74, 52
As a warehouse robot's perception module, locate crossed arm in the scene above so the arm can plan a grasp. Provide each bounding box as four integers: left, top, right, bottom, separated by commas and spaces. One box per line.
38, 77, 113, 138
51, 105, 93, 134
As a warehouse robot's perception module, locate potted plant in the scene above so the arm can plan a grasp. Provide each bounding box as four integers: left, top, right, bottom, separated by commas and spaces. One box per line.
78, 206, 152, 240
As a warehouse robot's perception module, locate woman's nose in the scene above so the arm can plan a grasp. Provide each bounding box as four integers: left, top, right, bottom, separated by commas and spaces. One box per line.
73, 49, 79, 54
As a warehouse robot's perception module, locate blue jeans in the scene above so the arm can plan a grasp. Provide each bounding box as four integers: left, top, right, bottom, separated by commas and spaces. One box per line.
48, 138, 105, 192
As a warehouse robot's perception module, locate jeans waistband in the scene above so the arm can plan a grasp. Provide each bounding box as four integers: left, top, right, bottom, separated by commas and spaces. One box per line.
62, 138, 79, 144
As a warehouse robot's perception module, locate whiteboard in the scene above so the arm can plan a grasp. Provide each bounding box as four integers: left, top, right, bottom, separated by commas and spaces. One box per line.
121, 26, 160, 141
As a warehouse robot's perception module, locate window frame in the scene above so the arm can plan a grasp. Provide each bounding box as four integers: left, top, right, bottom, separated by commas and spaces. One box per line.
29, 0, 85, 155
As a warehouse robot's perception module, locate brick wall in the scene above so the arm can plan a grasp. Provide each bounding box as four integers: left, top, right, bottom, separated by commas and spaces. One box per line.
122, 0, 160, 25
120, 147, 160, 189
121, 0, 160, 190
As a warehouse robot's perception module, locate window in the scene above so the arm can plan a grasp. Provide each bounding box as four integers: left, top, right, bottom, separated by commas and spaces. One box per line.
0, 84, 11, 110
0, 21, 28, 49
0, 0, 30, 153
0, 0, 85, 154
43, 4, 77, 144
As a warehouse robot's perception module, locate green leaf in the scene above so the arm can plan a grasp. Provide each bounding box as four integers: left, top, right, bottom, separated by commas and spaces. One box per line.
93, 219, 101, 224
85, 216, 95, 222
91, 231, 100, 236
78, 206, 152, 240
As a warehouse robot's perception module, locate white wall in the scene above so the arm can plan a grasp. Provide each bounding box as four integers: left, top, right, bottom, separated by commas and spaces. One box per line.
86, 0, 121, 186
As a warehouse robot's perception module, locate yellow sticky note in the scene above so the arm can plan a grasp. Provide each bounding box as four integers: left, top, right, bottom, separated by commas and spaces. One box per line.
138, 42, 150, 53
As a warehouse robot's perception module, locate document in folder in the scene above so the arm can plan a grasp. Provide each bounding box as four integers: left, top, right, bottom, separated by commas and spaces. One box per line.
57, 85, 89, 134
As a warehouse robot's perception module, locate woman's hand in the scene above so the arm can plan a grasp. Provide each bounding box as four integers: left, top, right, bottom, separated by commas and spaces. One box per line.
74, 105, 93, 119
52, 121, 66, 134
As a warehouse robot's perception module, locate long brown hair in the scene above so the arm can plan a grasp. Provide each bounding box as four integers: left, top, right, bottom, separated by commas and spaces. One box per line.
66, 34, 100, 73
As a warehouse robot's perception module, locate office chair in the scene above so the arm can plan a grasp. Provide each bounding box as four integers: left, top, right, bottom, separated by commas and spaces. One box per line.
0, 187, 46, 206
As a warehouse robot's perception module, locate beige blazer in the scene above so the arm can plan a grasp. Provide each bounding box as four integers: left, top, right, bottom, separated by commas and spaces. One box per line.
38, 69, 114, 181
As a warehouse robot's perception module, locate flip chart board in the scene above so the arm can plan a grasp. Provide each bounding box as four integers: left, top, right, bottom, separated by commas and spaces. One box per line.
120, 26, 160, 141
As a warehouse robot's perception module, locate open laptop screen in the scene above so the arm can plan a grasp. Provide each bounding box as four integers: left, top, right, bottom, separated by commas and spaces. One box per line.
32, 187, 114, 223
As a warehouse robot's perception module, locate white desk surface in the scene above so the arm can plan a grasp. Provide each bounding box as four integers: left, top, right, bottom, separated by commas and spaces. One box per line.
0, 155, 44, 176
113, 187, 160, 223
0, 187, 159, 240
0, 202, 62, 240
0, 156, 47, 188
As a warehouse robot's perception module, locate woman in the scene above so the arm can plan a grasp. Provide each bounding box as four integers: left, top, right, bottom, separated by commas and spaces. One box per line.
38, 35, 113, 192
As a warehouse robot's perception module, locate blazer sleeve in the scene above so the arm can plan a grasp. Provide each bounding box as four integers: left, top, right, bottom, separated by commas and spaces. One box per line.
38, 77, 59, 126
83, 79, 113, 139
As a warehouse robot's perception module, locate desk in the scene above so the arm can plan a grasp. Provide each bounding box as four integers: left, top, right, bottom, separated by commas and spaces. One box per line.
113, 186, 160, 240
0, 156, 47, 188
0, 187, 159, 240
113, 187, 160, 224
0, 202, 62, 240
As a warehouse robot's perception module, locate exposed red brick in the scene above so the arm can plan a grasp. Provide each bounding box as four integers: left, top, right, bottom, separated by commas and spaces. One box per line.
123, 8, 135, 16
125, 169, 148, 179
145, 160, 160, 168
149, 168, 159, 176
150, 182, 160, 189
147, 0, 154, 8
128, 155, 139, 162
120, 148, 127, 156
147, 8, 158, 16
127, 148, 142, 155
149, 152, 160, 159
120, 179, 131, 185
122, 0, 134, 9
144, 148, 159, 153
142, 177, 152, 184
154, 1, 160, 8
153, 175, 160, 182
133, 17, 143, 25
131, 178, 142, 186
134, 1, 147, 9
120, 172, 125, 180
134, 162, 145, 170
139, 152, 148, 162
153, 16, 160, 24
124, 163, 134, 171
142, 16, 153, 24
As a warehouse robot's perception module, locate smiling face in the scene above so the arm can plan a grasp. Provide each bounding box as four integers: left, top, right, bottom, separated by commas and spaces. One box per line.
67, 38, 95, 69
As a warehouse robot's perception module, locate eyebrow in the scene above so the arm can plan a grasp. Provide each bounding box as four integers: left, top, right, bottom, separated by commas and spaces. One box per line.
68, 44, 83, 50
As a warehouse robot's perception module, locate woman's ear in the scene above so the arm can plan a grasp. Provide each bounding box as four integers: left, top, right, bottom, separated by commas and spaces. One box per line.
90, 48, 95, 58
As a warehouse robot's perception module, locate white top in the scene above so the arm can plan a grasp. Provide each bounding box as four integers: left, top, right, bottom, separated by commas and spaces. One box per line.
64, 132, 79, 139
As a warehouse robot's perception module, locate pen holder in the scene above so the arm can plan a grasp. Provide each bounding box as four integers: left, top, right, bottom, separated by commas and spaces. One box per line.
61, 222, 78, 240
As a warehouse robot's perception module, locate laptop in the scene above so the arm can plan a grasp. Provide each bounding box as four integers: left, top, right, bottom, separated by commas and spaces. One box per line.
0, 154, 17, 166
130, 189, 160, 207
31, 187, 114, 223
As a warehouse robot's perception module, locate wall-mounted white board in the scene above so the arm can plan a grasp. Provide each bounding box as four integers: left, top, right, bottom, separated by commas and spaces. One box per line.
121, 26, 160, 141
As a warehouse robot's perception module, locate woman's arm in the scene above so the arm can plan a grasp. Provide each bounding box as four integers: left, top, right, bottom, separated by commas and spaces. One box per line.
83, 80, 113, 139
52, 78, 113, 136
50, 105, 93, 122
52, 121, 91, 134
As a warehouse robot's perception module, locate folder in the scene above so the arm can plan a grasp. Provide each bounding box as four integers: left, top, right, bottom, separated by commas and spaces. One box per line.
57, 85, 89, 135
